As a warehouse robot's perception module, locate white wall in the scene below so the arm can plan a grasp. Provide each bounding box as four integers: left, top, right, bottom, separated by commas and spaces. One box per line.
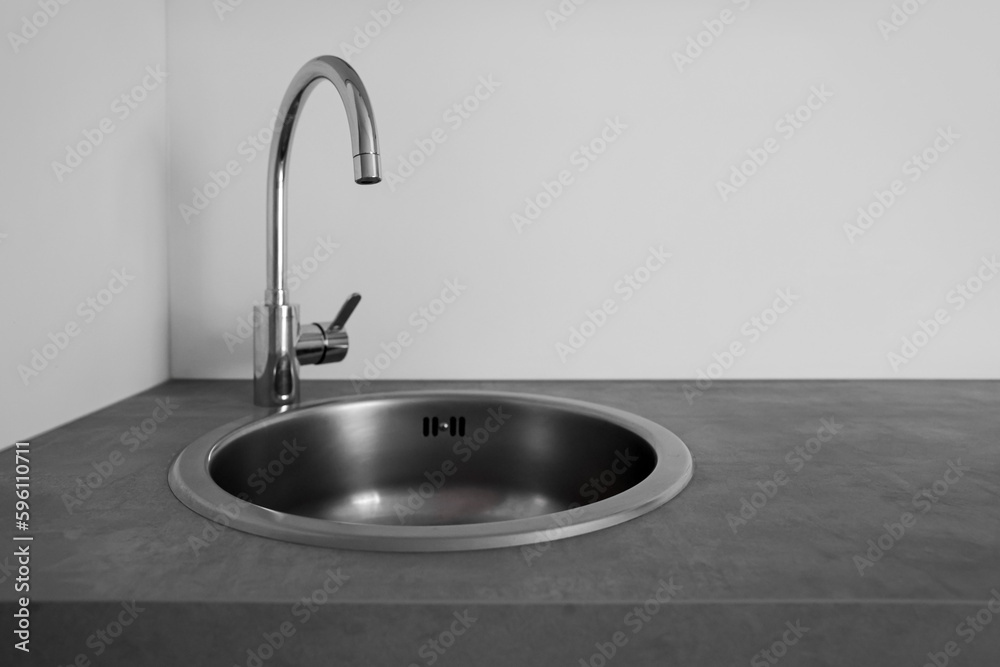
5, 0, 996, 447
165, 0, 1000, 384
1, 0, 169, 446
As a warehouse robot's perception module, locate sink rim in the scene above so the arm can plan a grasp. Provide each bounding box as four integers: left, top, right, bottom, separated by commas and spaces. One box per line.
168, 390, 693, 552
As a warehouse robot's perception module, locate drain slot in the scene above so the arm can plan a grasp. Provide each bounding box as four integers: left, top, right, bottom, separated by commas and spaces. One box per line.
422, 416, 467, 437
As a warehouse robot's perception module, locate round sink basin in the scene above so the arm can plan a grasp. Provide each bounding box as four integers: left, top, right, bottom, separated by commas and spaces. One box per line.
168, 390, 693, 552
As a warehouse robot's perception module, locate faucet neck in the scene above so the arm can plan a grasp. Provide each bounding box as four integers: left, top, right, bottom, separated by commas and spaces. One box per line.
254, 56, 380, 407
265, 56, 380, 302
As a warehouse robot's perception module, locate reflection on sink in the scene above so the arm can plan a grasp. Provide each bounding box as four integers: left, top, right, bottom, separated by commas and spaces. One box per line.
168, 390, 693, 552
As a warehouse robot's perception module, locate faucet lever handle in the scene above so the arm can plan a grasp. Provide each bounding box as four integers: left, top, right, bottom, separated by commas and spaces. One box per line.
327, 293, 361, 333
297, 293, 360, 367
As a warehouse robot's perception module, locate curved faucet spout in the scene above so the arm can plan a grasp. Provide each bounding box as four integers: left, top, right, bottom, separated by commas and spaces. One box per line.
266, 55, 381, 306
254, 56, 381, 408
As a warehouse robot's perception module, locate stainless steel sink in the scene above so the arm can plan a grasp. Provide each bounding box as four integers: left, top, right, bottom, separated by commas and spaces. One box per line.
168, 390, 693, 552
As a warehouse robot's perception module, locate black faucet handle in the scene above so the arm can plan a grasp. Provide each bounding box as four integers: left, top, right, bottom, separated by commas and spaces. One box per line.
327, 293, 361, 333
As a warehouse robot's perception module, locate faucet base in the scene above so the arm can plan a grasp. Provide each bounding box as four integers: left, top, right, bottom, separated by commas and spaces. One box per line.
253, 303, 300, 407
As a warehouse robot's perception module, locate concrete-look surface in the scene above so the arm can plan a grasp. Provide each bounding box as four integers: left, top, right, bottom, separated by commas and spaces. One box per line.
2, 380, 999, 666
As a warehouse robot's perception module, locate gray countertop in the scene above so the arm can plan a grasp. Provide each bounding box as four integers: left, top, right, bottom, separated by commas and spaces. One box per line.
3, 380, 999, 666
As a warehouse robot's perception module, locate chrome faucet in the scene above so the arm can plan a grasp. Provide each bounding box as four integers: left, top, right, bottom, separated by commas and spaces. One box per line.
254, 56, 381, 407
